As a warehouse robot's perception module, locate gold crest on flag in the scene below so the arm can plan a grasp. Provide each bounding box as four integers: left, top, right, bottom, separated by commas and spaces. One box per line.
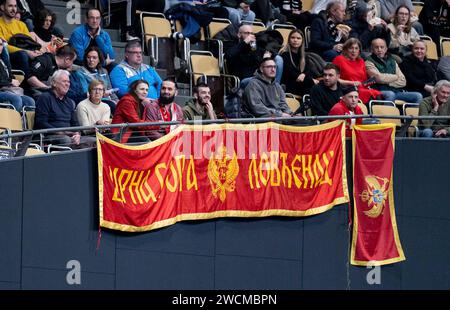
207, 145, 239, 202
360, 175, 389, 218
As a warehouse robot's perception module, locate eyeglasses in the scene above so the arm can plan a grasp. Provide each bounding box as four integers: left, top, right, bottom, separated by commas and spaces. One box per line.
92, 88, 105, 92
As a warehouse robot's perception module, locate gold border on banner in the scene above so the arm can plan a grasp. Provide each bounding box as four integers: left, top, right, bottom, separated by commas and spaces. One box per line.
100, 197, 350, 232
97, 121, 350, 232
96, 121, 347, 150
350, 123, 406, 266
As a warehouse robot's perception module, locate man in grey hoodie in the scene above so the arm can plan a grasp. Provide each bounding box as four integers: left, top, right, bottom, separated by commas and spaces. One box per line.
243, 57, 292, 118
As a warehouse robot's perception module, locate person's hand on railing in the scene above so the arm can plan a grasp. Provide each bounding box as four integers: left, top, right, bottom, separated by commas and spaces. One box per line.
434, 128, 448, 137
71, 132, 81, 145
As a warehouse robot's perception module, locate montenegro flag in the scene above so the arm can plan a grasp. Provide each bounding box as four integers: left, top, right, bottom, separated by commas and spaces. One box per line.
351, 124, 405, 266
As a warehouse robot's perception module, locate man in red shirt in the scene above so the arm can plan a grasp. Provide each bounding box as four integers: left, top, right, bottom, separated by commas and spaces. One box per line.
328, 85, 363, 137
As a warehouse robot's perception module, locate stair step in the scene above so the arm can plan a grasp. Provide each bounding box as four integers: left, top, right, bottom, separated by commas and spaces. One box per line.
174, 95, 192, 107
107, 29, 121, 42
156, 68, 167, 79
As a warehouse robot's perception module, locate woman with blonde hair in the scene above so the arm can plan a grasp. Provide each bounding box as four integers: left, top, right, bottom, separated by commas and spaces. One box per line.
280, 29, 324, 97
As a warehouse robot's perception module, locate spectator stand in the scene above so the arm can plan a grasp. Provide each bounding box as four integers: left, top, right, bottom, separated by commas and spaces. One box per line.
403, 103, 420, 137
369, 100, 402, 130
420, 35, 439, 60
440, 36, 450, 57
304, 26, 311, 50
0, 103, 24, 146
140, 11, 188, 79
241, 20, 267, 34
269, 23, 296, 48
188, 50, 239, 117
302, 0, 315, 12
412, 1, 424, 16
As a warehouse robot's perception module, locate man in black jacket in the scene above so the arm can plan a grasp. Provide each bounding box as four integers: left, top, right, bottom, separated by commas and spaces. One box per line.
225, 24, 283, 87
419, 0, 450, 52
400, 40, 437, 98
309, 63, 343, 117
310, 1, 350, 61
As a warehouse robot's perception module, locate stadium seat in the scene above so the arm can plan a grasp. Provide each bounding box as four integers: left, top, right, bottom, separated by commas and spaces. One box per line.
12, 69, 25, 85
22, 108, 35, 131
304, 26, 311, 49
242, 20, 266, 34
357, 100, 368, 115
412, 1, 424, 16
369, 100, 401, 127
189, 50, 239, 116
302, 0, 314, 12
0, 143, 14, 159
420, 35, 439, 60
47, 145, 73, 153
271, 24, 297, 47
140, 12, 181, 76
15, 142, 45, 156
403, 103, 420, 137
208, 18, 232, 39
302, 94, 314, 117
25, 147, 46, 156
285, 93, 300, 113
0, 106, 24, 146
440, 36, 450, 56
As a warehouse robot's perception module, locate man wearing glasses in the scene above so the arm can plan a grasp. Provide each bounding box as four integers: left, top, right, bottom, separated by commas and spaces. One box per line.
243, 57, 292, 118
110, 40, 162, 99
69, 7, 116, 70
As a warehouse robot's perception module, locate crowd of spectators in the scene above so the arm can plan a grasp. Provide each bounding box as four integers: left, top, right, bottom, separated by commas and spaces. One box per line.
1, 0, 449, 150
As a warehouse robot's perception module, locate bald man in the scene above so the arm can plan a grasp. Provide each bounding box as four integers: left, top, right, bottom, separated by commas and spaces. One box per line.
225, 24, 283, 85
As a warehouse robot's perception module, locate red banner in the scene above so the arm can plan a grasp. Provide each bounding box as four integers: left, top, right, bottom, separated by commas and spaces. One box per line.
351, 124, 405, 266
97, 121, 349, 232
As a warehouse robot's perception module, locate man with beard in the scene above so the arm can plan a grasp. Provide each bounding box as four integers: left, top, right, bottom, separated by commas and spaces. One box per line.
182, 82, 217, 120
144, 78, 184, 140
69, 7, 116, 70
243, 57, 292, 118
309, 63, 344, 117
0, 0, 42, 75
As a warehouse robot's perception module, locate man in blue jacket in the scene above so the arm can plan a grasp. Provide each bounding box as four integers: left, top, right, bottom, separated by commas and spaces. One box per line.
68, 7, 115, 70
110, 40, 162, 99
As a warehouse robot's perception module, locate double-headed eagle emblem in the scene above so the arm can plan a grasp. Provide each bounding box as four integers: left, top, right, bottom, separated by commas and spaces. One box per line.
360, 175, 390, 218
207, 145, 239, 202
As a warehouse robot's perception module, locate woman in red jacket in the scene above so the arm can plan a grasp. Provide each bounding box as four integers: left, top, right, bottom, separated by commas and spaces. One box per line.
111, 79, 154, 143
332, 38, 382, 104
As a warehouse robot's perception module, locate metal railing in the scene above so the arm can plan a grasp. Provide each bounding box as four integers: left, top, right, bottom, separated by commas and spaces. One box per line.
1, 114, 450, 157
